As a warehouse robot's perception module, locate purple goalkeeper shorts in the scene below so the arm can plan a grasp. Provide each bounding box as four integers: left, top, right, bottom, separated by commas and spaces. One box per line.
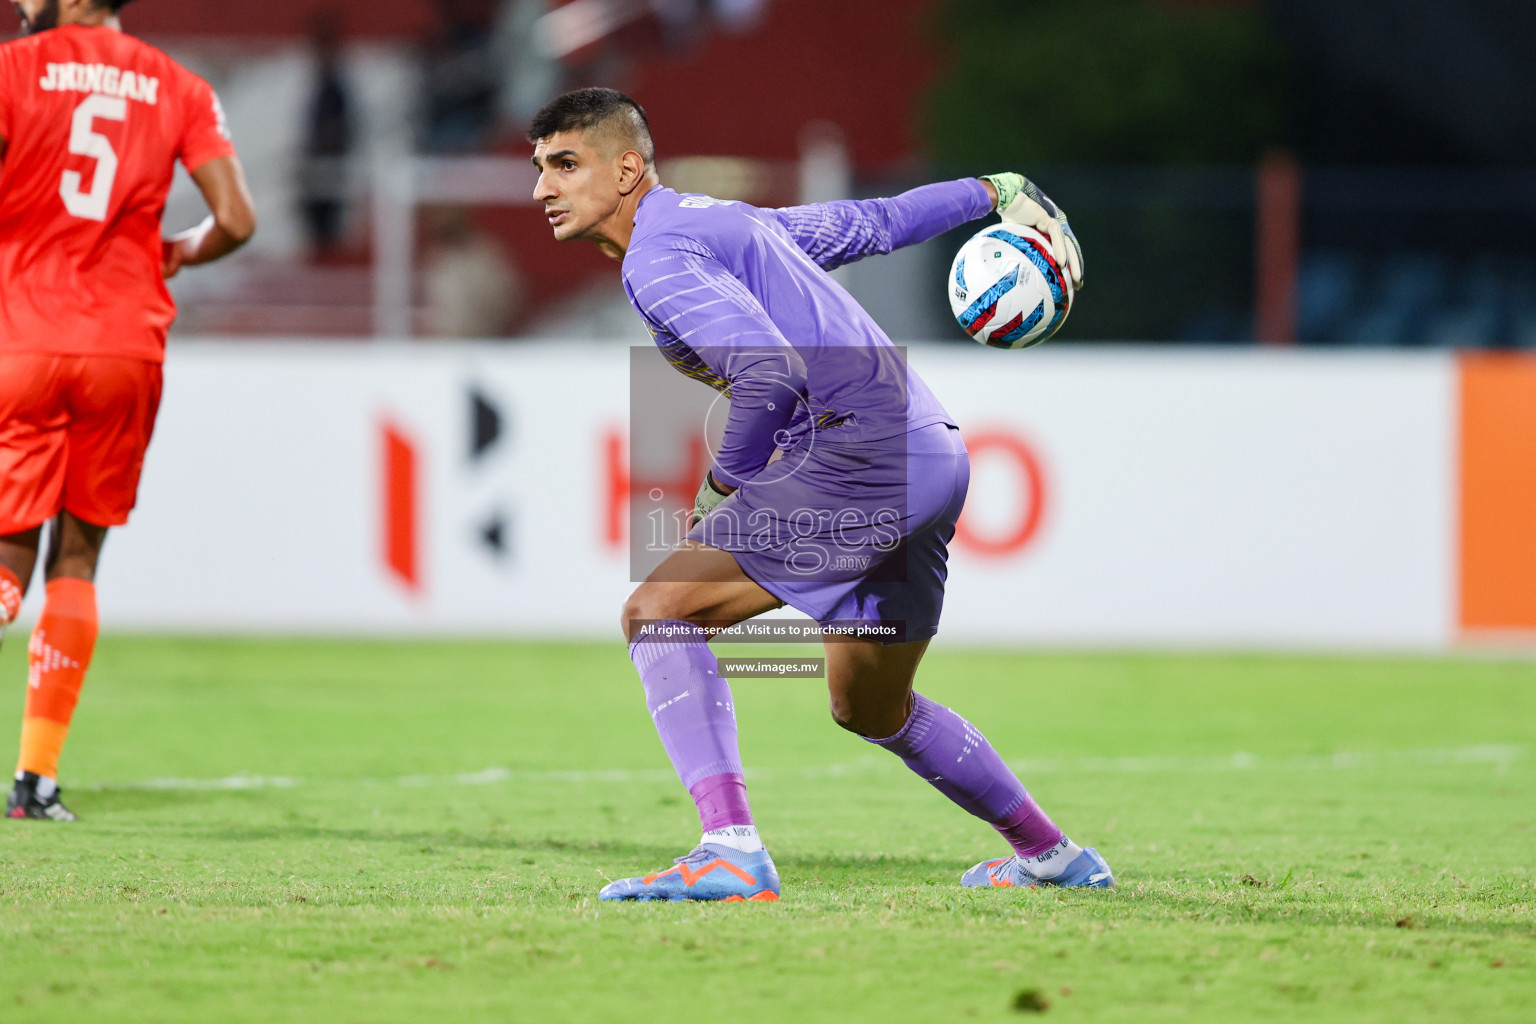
690, 421, 969, 644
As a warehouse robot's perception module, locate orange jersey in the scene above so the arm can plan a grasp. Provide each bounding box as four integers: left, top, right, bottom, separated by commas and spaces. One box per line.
0, 25, 235, 362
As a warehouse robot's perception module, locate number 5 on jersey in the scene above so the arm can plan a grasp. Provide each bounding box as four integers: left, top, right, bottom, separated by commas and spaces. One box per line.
61, 94, 127, 222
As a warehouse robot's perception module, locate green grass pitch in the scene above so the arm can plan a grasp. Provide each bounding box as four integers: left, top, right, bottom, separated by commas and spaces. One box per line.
1, 637, 1532, 1022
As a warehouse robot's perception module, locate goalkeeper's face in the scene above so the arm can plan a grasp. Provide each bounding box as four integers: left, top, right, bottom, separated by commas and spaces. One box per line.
531, 130, 629, 244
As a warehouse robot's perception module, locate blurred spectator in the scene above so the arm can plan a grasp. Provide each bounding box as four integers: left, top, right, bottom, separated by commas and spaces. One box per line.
297, 12, 354, 258
422, 207, 523, 338
650, 0, 706, 50
420, 0, 503, 153
537, 0, 768, 88
711, 0, 768, 34
493, 0, 562, 127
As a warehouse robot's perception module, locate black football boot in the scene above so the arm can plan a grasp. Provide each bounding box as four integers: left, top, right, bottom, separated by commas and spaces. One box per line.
6, 772, 79, 821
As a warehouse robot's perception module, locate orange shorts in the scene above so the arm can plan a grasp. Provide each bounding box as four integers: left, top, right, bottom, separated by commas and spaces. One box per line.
0, 353, 163, 535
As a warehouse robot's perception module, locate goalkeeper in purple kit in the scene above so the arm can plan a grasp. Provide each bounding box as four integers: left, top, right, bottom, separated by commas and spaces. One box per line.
529, 88, 1110, 901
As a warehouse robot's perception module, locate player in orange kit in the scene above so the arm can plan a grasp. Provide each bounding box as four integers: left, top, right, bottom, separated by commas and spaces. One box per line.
0, 0, 256, 819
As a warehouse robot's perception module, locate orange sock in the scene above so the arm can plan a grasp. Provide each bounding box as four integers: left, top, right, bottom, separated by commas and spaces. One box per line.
0, 566, 21, 625
17, 578, 97, 781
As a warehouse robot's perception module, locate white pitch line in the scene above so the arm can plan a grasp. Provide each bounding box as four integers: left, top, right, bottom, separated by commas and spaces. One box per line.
82, 744, 1523, 794
114, 774, 305, 791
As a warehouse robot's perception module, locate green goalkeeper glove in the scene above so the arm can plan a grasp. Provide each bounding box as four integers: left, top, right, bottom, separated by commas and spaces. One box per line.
691, 471, 731, 527
980, 172, 1084, 289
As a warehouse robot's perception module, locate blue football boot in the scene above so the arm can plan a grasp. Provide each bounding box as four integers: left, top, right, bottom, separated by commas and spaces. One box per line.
961, 846, 1115, 889
599, 843, 781, 902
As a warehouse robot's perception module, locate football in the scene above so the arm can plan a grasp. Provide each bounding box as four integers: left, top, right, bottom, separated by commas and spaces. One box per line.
948, 224, 1073, 348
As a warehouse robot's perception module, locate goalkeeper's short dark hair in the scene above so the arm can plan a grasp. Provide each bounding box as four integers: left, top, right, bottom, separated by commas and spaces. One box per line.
527, 88, 655, 168
100, 0, 141, 11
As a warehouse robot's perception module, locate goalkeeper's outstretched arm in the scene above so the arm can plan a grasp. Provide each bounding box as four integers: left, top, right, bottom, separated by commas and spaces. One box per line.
770, 173, 1083, 288
767, 178, 994, 271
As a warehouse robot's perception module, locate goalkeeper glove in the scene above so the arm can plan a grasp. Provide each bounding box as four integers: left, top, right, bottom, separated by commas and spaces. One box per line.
980, 172, 1084, 289
691, 471, 731, 527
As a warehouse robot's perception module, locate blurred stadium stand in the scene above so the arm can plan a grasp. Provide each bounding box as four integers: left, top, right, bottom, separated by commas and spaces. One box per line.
56, 0, 930, 338
4, 0, 1529, 345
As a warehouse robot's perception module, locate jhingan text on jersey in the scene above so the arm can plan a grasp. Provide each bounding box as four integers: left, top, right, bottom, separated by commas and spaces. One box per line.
38, 63, 160, 105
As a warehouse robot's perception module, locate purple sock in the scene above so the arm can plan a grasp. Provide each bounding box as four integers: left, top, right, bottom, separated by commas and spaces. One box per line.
869, 692, 1062, 858
689, 774, 753, 831
630, 620, 754, 830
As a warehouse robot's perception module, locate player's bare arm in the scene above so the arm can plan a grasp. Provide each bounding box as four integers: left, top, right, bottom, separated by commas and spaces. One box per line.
161, 156, 257, 279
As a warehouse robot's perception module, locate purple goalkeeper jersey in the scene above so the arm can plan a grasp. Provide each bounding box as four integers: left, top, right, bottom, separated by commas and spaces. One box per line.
621, 179, 994, 488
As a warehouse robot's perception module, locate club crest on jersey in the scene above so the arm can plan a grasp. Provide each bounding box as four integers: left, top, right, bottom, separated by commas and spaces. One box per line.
39, 63, 160, 106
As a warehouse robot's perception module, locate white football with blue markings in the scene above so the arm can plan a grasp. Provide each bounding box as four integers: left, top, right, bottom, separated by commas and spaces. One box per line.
947, 224, 1073, 349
